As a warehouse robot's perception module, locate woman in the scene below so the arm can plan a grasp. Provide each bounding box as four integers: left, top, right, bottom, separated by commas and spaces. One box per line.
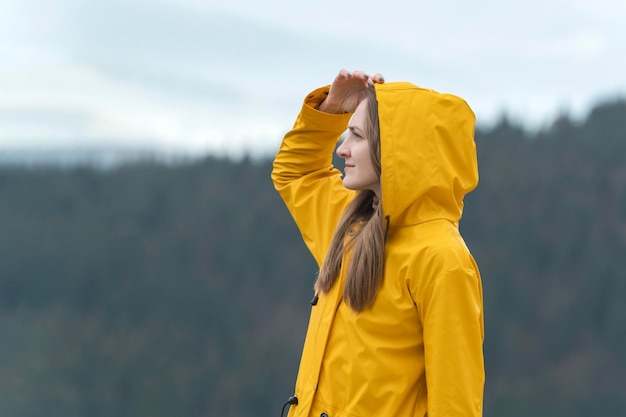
272, 69, 484, 417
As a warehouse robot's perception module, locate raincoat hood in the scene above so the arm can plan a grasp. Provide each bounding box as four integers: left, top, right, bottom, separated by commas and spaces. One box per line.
375, 82, 478, 227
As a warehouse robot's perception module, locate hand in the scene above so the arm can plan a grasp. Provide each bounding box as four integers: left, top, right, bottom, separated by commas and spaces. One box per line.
317, 69, 384, 114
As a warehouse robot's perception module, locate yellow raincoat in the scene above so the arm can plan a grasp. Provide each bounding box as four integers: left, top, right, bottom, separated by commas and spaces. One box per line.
272, 82, 484, 417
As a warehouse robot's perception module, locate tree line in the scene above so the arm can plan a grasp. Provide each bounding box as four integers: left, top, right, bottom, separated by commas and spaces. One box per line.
0, 98, 625, 417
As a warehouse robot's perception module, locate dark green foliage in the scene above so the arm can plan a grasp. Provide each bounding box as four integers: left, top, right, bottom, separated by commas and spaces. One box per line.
463, 98, 626, 416
0, 98, 625, 417
0, 158, 314, 417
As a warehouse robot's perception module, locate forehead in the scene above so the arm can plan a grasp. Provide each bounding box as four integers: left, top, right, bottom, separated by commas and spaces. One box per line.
349, 99, 368, 126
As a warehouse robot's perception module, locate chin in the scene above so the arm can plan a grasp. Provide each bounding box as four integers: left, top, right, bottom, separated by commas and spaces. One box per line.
342, 180, 357, 191
343, 182, 363, 192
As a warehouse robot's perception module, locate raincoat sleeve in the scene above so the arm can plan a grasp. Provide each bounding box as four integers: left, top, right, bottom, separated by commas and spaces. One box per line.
421, 268, 485, 417
271, 86, 355, 266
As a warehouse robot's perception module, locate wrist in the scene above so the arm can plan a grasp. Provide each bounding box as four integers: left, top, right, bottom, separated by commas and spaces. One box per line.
317, 99, 345, 114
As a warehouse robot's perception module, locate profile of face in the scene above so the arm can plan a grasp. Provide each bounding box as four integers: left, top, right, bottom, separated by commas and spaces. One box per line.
336, 99, 381, 197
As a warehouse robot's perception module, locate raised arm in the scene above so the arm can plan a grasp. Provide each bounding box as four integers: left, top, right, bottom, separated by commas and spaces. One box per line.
271, 70, 384, 265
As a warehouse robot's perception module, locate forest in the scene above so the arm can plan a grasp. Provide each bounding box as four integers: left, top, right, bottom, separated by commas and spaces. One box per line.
1, 98, 625, 417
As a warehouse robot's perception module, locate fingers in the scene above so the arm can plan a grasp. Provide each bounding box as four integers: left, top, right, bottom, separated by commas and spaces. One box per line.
363, 72, 385, 86
371, 73, 385, 84
338, 70, 385, 86
353, 70, 367, 79
352, 70, 370, 84
338, 68, 353, 79
322, 69, 385, 114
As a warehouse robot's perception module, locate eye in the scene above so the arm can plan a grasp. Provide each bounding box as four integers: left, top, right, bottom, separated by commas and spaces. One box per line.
347, 127, 365, 141
352, 131, 364, 140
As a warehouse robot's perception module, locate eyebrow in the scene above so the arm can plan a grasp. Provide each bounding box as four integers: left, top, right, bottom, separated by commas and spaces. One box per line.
348, 126, 365, 135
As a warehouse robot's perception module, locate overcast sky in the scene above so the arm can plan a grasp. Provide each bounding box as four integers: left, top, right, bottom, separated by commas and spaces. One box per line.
1, 0, 625, 158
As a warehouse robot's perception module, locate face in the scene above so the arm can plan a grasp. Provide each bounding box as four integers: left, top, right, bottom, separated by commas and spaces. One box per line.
336, 99, 381, 197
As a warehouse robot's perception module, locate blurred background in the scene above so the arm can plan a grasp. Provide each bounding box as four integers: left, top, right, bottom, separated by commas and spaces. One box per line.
1, 0, 625, 416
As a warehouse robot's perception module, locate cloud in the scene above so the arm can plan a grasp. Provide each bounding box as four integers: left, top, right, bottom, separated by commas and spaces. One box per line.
1, 0, 625, 157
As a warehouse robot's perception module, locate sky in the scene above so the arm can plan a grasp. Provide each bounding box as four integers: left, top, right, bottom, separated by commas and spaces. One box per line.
1, 0, 625, 159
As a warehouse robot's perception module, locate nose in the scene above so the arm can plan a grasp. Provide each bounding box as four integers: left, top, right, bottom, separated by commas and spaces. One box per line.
336, 139, 350, 158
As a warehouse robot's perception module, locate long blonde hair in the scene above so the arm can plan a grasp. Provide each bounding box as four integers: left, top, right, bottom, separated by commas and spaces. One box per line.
314, 88, 385, 312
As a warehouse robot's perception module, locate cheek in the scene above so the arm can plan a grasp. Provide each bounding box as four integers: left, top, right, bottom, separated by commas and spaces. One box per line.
356, 142, 372, 160
360, 146, 375, 170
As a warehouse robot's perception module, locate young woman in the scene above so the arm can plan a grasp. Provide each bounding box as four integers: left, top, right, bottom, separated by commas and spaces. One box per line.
272, 69, 484, 417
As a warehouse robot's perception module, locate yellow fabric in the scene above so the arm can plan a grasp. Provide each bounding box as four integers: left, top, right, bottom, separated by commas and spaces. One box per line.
272, 82, 484, 417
